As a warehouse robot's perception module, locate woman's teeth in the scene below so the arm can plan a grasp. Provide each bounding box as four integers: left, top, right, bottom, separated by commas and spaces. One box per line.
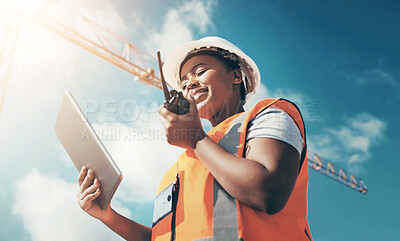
194, 89, 208, 100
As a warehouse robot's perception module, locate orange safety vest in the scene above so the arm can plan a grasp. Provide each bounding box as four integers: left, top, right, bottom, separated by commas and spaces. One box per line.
152, 98, 313, 241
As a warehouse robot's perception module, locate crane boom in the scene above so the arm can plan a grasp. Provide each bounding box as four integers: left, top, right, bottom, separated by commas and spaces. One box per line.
307, 150, 367, 194
33, 3, 162, 89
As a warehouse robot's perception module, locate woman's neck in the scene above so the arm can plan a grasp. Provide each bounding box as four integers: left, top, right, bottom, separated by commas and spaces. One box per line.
209, 101, 244, 127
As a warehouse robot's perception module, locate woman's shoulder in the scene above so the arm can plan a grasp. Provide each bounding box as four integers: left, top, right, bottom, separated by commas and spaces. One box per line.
246, 100, 304, 155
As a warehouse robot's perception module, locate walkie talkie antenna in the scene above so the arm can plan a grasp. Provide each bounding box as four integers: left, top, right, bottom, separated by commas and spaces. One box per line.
157, 51, 171, 101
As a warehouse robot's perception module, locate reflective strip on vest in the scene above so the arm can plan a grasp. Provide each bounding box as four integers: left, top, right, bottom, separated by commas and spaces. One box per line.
195, 113, 246, 241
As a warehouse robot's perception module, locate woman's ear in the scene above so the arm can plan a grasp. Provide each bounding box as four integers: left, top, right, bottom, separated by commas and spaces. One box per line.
232, 69, 243, 84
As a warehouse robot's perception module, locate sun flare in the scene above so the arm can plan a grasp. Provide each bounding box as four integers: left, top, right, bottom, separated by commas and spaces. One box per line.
0, 0, 57, 18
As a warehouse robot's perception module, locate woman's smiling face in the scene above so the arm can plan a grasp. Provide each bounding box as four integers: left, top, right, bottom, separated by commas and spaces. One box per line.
179, 54, 239, 120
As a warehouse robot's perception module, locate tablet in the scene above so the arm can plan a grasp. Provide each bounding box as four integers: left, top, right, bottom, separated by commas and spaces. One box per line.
55, 90, 123, 210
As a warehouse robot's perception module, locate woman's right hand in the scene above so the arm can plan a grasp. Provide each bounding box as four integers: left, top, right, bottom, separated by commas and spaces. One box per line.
77, 166, 113, 222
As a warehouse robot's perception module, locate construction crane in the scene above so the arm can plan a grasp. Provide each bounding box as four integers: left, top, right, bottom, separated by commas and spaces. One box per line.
0, 0, 367, 194
307, 150, 367, 193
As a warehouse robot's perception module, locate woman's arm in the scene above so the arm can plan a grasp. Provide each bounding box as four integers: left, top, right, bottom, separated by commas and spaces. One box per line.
158, 96, 301, 214
193, 135, 300, 215
77, 166, 152, 241
101, 208, 152, 241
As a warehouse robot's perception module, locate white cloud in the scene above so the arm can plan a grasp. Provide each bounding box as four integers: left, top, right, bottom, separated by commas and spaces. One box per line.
13, 168, 128, 241
65, 0, 128, 36
307, 134, 341, 162
309, 112, 386, 173
55, 0, 128, 52
0, 20, 80, 156
144, 0, 216, 56
348, 154, 360, 164
55, 142, 74, 167
348, 112, 386, 139
329, 113, 386, 155
344, 59, 398, 88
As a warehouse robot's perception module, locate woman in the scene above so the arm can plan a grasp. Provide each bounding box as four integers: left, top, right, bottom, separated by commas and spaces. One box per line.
77, 37, 312, 241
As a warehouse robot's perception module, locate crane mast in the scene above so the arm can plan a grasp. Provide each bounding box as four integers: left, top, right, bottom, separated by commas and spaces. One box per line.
0, 2, 367, 194
0, 20, 20, 117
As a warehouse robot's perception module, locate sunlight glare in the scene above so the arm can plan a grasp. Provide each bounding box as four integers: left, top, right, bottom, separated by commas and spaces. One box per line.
0, 0, 57, 18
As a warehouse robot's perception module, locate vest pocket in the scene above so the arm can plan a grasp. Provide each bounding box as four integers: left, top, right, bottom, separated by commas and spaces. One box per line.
153, 181, 175, 227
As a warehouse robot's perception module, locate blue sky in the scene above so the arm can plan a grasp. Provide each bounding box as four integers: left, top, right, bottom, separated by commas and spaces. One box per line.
0, 0, 399, 240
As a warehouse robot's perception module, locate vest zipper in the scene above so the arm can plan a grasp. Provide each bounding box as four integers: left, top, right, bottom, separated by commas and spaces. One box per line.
170, 174, 180, 241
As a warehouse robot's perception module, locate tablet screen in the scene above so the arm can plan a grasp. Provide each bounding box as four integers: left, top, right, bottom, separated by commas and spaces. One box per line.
55, 91, 123, 210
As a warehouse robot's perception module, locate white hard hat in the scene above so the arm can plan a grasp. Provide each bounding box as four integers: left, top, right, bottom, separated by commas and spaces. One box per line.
162, 36, 261, 101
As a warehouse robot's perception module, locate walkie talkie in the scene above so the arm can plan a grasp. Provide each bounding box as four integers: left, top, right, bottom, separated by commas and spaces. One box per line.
157, 51, 190, 115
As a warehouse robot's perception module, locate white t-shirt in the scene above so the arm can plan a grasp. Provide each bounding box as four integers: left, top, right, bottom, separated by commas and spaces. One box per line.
246, 107, 304, 155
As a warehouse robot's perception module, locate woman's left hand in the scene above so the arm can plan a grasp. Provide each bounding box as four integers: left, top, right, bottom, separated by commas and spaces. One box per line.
158, 94, 206, 149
